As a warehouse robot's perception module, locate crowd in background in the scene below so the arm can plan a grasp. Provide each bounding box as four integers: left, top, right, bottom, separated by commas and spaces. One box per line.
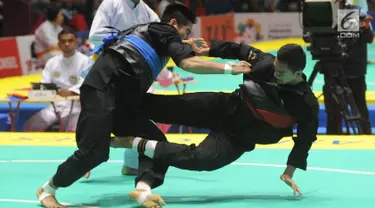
0, 0, 3, 36
27, 0, 290, 34
27, 0, 323, 30
3, 0, 374, 39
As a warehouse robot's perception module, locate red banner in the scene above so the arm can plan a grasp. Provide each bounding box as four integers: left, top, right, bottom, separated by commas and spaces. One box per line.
0, 38, 22, 78
200, 13, 236, 45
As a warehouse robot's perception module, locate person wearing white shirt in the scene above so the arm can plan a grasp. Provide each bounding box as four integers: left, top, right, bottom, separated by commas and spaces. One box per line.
84, 0, 176, 177
89, 0, 160, 41
34, 6, 64, 69
24, 30, 90, 132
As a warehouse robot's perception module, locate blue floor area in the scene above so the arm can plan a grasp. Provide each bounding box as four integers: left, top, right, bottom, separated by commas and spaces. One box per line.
0, 103, 48, 131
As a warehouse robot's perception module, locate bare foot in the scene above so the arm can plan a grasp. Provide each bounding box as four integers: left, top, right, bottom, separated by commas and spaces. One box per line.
37, 187, 66, 208
121, 166, 137, 176
129, 189, 166, 208
83, 171, 90, 179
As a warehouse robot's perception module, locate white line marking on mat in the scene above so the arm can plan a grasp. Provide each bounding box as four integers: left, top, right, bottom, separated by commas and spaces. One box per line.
0, 199, 100, 207
1, 159, 374, 175
232, 162, 375, 175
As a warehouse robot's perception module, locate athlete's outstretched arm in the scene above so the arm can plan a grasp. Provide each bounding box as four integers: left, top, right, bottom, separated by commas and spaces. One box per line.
282, 93, 319, 195
286, 96, 319, 171
194, 40, 263, 62
154, 24, 251, 75
179, 56, 250, 75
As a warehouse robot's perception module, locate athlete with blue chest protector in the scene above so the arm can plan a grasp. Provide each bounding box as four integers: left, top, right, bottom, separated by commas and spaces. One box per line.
36, 4, 251, 208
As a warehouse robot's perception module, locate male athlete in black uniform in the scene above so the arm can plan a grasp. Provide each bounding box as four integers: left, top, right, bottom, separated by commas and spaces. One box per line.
35, 4, 251, 208
113, 40, 319, 206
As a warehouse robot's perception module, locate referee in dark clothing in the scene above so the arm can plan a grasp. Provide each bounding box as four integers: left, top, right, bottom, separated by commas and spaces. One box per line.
35, 4, 251, 208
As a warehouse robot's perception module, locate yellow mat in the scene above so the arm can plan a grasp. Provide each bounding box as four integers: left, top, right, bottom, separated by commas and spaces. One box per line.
0, 132, 374, 149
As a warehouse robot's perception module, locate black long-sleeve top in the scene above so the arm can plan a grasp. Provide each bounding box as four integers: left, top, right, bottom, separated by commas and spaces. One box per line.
209, 40, 319, 170
343, 5, 374, 77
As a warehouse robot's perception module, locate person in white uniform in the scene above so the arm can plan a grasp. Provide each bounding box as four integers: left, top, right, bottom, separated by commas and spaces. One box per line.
86, 0, 176, 177
24, 30, 90, 132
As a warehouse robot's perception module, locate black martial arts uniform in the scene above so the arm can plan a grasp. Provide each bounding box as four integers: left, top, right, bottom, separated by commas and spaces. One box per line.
50, 23, 195, 188
139, 40, 319, 188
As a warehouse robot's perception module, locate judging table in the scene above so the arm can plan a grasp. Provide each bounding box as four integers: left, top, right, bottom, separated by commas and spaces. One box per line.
0, 79, 198, 132
0, 96, 79, 132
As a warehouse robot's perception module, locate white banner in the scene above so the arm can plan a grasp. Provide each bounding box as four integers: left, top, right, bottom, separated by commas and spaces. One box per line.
190, 12, 302, 44
233, 13, 302, 44
15, 35, 40, 75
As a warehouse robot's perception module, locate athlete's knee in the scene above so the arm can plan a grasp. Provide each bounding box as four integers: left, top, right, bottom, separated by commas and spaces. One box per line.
75, 145, 110, 166
188, 147, 221, 171
93, 147, 110, 163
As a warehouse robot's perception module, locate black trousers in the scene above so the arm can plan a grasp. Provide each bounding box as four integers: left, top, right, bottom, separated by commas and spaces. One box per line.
142, 91, 243, 133
323, 75, 371, 134
153, 132, 250, 171
139, 92, 255, 188
51, 51, 167, 188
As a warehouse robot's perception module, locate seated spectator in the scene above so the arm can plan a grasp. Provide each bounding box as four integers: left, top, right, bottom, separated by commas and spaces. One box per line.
62, 0, 89, 31
34, 5, 64, 69
24, 30, 90, 132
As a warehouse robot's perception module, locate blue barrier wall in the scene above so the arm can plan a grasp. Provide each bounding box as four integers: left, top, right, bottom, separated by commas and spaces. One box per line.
1, 103, 374, 133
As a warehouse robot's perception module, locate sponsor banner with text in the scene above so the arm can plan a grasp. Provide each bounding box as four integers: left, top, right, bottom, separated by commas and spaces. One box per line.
191, 13, 302, 44
234, 13, 302, 44
0, 37, 23, 78
200, 13, 237, 45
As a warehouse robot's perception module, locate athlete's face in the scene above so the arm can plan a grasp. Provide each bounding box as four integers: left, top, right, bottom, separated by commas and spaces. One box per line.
176, 24, 192, 40
273, 58, 302, 85
169, 19, 192, 40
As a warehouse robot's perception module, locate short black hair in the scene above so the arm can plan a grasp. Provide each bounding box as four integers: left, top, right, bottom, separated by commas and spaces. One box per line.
46, 5, 61, 22
161, 3, 197, 26
58, 29, 76, 39
277, 44, 306, 72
